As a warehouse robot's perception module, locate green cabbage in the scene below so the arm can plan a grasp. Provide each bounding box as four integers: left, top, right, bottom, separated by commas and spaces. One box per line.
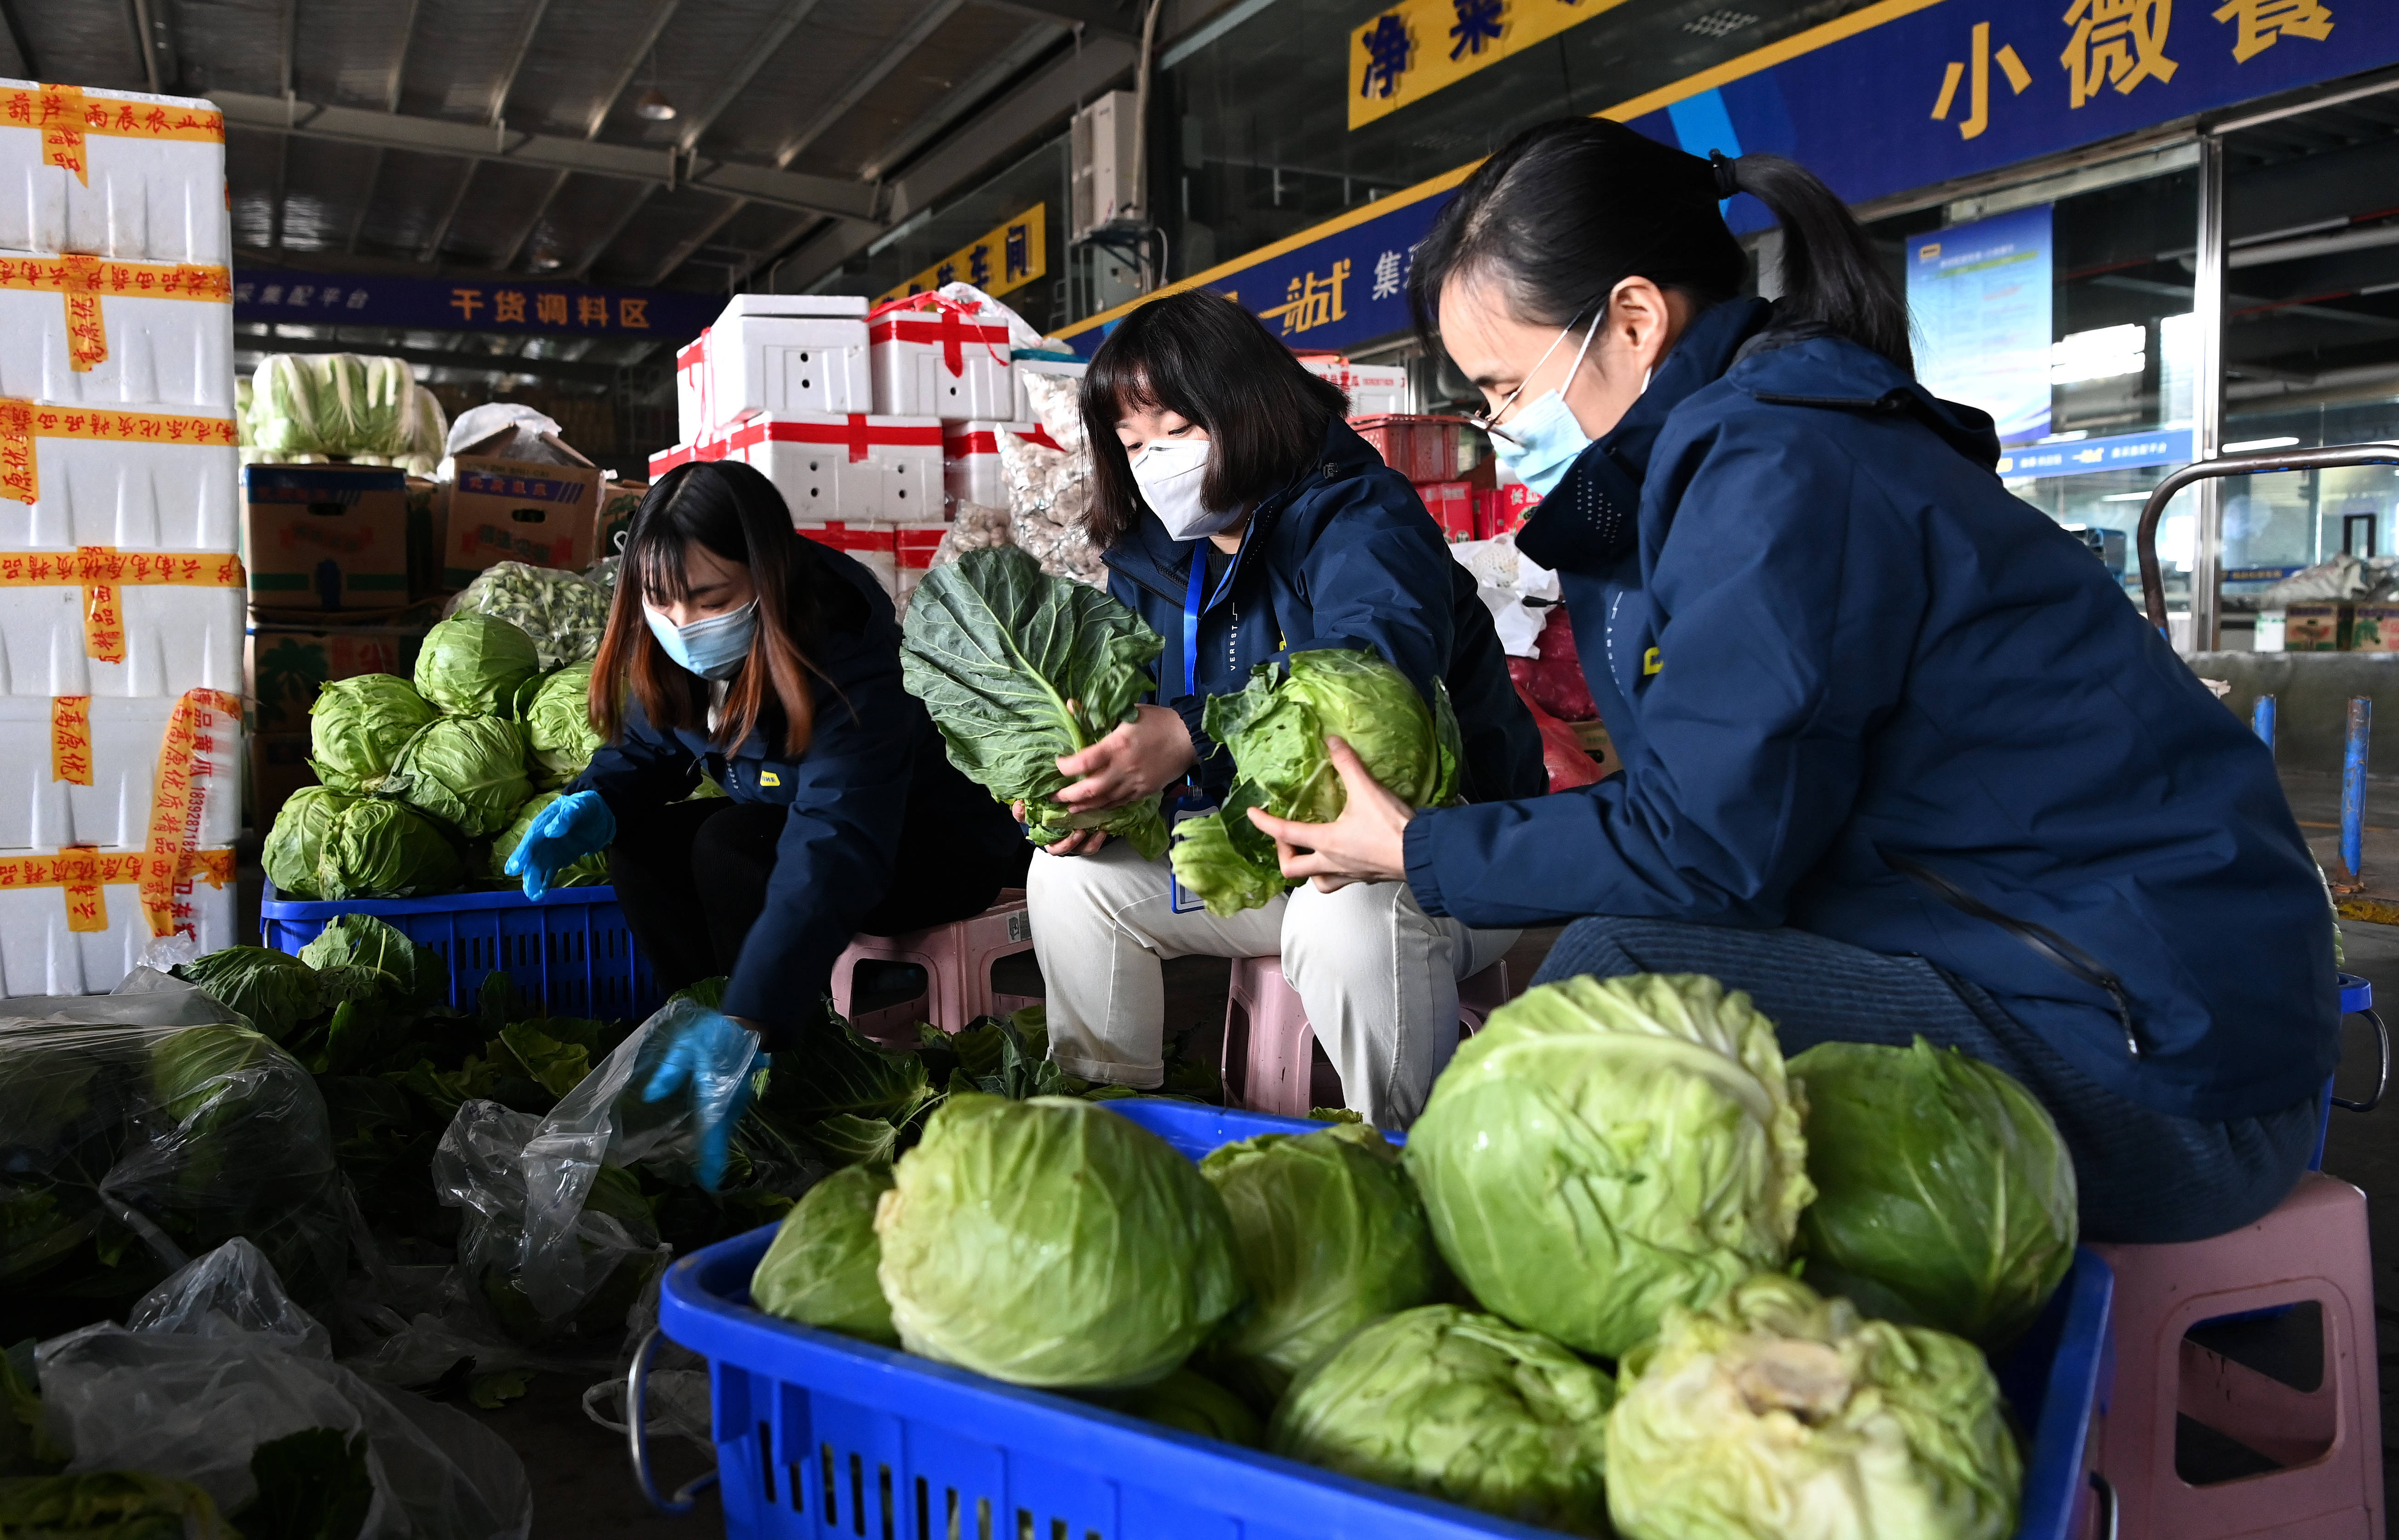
1268, 1304, 1615, 1534
383, 715, 533, 839
247, 353, 425, 459
1094, 1367, 1262, 1447
315, 798, 461, 899
171, 948, 323, 1042
262, 786, 354, 899
306, 675, 435, 794
749, 1164, 897, 1344
523, 664, 603, 787
298, 915, 447, 1009
899, 546, 1171, 859
451, 562, 613, 671
1792, 1037, 2077, 1346
1170, 648, 1461, 916
413, 613, 541, 717
1405, 973, 1814, 1359
1606, 1273, 2021, 1540
488, 792, 608, 887
874, 1094, 1241, 1388
1199, 1120, 1443, 1406
0, 1471, 229, 1540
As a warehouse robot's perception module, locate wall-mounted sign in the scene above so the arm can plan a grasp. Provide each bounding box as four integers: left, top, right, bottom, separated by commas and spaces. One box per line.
878, 204, 1049, 305
1909, 205, 2054, 446
1348, 0, 1634, 130
232, 271, 719, 340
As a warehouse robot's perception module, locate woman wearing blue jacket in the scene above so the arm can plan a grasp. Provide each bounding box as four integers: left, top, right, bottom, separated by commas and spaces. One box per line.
1254, 120, 2336, 1242
1026, 291, 1545, 1128
506, 460, 1026, 1182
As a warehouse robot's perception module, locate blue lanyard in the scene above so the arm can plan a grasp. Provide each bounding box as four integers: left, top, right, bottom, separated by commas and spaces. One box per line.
1182, 548, 1210, 700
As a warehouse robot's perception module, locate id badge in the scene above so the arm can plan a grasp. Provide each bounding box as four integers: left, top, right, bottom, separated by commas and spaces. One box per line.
1168, 796, 1217, 914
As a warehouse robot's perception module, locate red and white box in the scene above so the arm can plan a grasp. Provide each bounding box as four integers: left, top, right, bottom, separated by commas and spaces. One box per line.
676, 295, 871, 441
1474, 482, 1542, 538
868, 296, 1016, 419
942, 422, 1008, 512
1300, 354, 1408, 417
717, 412, 944, 525
796, 522, 897, 591
1416, 480, 1474, 542
893, 527, 944, 605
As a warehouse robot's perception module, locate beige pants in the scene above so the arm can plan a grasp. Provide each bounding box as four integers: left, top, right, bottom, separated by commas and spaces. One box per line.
1026, 841, 1517, 1128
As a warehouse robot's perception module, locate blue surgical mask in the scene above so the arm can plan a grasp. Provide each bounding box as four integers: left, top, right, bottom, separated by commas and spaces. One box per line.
644, 599, 758, 680
1483, 310, 1610, 499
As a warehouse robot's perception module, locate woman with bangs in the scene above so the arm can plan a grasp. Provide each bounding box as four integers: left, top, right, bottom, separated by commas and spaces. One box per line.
505, 459, 1026, 1182
1022, 289, 1544, 1129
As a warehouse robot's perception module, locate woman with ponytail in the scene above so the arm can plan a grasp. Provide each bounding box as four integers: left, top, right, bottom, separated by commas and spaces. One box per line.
1249, 119, 2333, 1242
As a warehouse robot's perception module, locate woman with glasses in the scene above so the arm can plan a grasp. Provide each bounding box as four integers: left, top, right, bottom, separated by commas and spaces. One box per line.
1250, 118, 2335, 1244
1022, 289, 1545, 1128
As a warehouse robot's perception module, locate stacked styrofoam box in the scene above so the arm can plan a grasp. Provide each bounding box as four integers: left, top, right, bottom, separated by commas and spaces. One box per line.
0, 79, 240, 984
675, 295, 872, 442
870, 297, 1016, 420
1299, 354, 1409, 417
713, 413, 943, 526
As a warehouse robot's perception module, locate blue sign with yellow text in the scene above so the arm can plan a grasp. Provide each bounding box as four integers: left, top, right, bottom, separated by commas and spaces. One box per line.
233, 270, 718, 342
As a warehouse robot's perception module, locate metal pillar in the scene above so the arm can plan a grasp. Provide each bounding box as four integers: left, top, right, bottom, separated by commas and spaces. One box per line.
2187, 134, 2228, 654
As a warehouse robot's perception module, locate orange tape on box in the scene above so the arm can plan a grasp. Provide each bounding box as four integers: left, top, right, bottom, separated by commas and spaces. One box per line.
0, 546, 245, 664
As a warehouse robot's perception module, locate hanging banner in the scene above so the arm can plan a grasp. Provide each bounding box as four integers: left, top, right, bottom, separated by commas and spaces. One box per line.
878, 204, 1049, 304
1348, 0, 1636, 130
232, 270, 719, 340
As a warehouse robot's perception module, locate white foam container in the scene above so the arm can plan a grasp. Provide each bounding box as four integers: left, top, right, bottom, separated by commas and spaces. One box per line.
0, 693, 238, 851
0, 80, 230, 265
718, 412, 945, 526
942, 421, 1010, 513
1300, 356, 1409, 417
695, 296, 871, 434
0, 580, 241, 697
796, 522, 897, 592
869, 308, 1016, 419
0, 265, 236, 411
0, 421, 239, 550
0, 854, 235, 996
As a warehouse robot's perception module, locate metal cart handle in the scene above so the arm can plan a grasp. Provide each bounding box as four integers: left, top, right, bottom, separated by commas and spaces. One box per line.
626, 1326, 720, 1515
2135, 443, 2399, 634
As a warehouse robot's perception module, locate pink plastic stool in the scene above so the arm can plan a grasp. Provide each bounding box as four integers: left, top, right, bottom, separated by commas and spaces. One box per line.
1220, 956, 1513, 1118
2091, 1172, 2383, 1540
830, 889, 1038, 1041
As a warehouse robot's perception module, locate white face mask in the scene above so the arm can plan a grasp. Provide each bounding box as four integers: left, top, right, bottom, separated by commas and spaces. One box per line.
1129, 436, 1242, 541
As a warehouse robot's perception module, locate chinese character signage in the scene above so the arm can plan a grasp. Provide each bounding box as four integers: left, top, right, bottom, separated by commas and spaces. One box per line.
878, 204, 1050, 305
1349, 0, 1635, 129
232, 271, 718, 341
1908, 206, 2055, 445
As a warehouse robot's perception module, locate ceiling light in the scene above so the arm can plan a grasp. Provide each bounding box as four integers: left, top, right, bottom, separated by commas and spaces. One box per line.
2222, 435, 2301, 453
634, 88, 677, 121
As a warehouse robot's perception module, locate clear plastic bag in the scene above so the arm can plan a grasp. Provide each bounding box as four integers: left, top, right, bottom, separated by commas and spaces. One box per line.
1001, 376, 1104, 589
442, 561, 613, 671
0, 975, 348, 1333
35, 1239, 532, 1540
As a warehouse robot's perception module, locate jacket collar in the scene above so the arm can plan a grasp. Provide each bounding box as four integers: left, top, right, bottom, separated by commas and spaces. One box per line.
1587, 295, 1774, 484
1104, 415, 1377, 605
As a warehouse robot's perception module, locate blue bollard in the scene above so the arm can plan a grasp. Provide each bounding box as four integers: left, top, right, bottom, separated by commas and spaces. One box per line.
2254, 693, 2277, 756
2342, 696, 2371, 882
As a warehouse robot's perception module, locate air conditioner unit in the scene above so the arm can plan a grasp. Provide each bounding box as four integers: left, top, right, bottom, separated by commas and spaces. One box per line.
1070, 91, 1141, 241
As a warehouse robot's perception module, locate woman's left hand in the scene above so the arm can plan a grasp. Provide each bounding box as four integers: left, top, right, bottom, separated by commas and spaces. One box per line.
1247, 736, 1413, 890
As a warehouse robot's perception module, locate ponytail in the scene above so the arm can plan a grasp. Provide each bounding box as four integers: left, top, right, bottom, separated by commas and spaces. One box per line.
1411, 119, 1913, 375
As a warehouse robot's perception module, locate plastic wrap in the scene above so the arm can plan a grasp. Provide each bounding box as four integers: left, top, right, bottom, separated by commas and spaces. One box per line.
1001, 374, 1105, 587
246, 355, 434, 461
1522, 607, 1598, 722
0, 975, 348, 1332
35, 1239, 532, 1540
1509, 676, 1604, 792
442, 562, 611, 672
1448, 534, 1560, 658
928, 501, 1015, 575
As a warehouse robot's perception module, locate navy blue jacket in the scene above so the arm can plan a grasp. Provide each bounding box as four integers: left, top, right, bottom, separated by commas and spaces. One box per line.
1405, 298, 2336, 1121
574, 543, 1023, 1035
1104, 418, 1544, 807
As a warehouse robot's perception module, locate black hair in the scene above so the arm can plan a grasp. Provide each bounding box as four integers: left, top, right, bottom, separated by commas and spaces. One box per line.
592, 459, 825, 756
1079, 290, 1348, 548
1410, 118, 1912, 374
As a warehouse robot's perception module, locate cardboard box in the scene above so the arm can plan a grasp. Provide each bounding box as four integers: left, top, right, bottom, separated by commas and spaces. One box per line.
441, 427, 605, 588
1416, 480, 1475, 542
248, 731, 315, 839
598, 480, 646, 561
247, 623, 425, 735
2284, 602, 2347, 652
1474, 482, 1542, 538
2254, 609, 2287, 652
2350, 605, 2399, 653
1299, 355, 1408, 416
242, 464, 412, 611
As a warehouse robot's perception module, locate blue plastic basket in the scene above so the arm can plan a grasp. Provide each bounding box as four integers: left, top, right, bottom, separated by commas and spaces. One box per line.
259, 879, 662, 1019
658, 1098, 2116, 1540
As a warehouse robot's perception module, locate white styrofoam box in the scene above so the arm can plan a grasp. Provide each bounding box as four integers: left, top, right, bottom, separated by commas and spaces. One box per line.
701, 294, 871, 430
675, 329, 710, 444
0, 404, 240, 550
0, 693, 238, 851
796, 523, 897, 593
0, 574, 241, 697
0, 80, 230, 265
943, 422, 1008, 513
869, 304, 1015, 419
0, 848, 235, 996
1300, 355, 1408, 417
649, 436, 720, 481
891, 526, 942, 607
718, 413, 944, 526
0, 255, 235, 411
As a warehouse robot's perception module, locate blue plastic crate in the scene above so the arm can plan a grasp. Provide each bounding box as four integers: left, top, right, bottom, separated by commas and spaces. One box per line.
659, 1097, 2116, 1540
260, 879, 662, 1020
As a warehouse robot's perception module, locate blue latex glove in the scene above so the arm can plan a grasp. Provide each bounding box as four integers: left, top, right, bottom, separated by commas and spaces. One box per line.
641, 1007, 767, 1192
504, 789, 616, 901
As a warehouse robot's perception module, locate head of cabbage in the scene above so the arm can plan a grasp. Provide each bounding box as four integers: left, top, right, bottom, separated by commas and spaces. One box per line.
1792, 1036, 2077, 1346
1198, 1120, 1444, 1407
413, 613, 541, 717
307, 674, 435, 793
315, 797, 461, 899
262, 785, 354, 899
523, 663, 603, 788
750, 1164, 896, 1345
1605, 1273, 2022, 1540
1404, 973, 1814, 1359
1170, 648, 1462, 916
488, 791, 608, 887
1090, 1366, 1262, 1447
874, 1094, 1242, 1388
382, 715, 533, 839
1268, 1304, 1615, 1535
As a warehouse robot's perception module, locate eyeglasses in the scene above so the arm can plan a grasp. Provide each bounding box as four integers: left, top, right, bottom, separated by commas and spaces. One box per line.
1463, 304, 1604, 445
